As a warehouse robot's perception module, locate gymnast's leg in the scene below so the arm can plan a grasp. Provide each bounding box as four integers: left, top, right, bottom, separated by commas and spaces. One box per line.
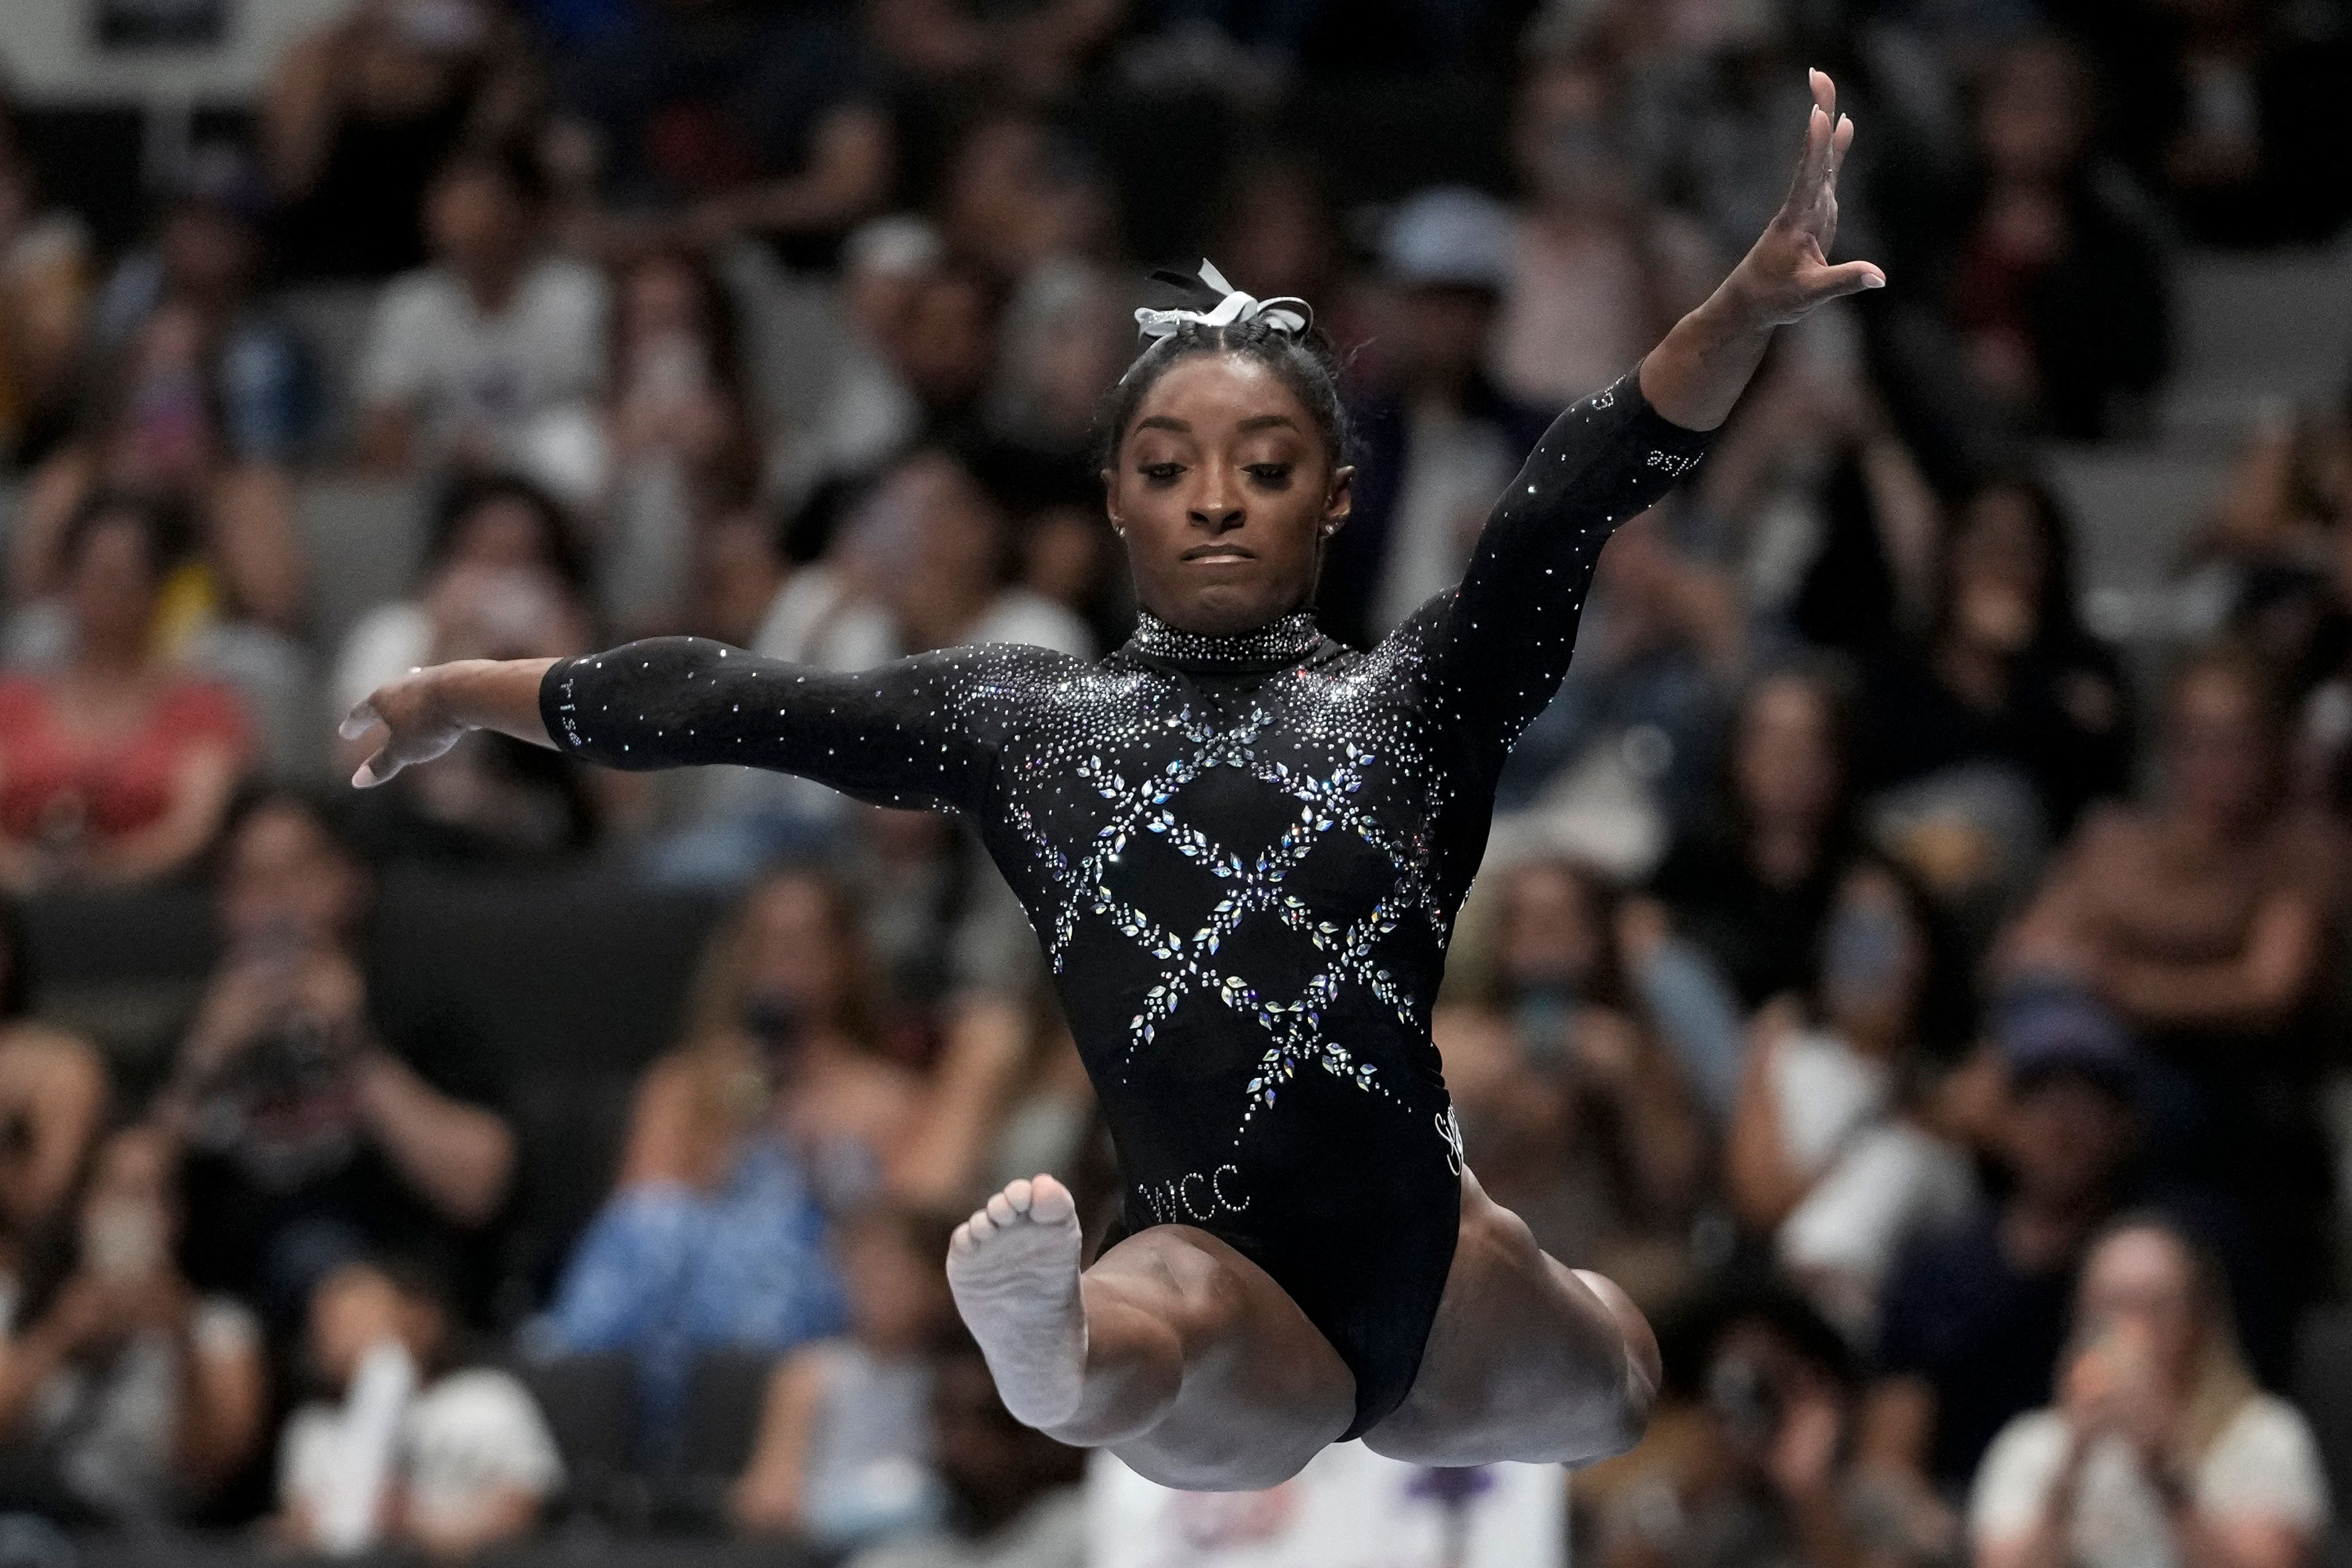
946, 1175, 1354, 1492
1362, 1166, 1661, 1468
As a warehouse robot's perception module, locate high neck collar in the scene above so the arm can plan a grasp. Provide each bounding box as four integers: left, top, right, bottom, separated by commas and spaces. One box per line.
1129, 608, 1323, 669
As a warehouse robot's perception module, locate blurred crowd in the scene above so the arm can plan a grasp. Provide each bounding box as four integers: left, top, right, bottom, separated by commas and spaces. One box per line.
1, 0, 2351, 1561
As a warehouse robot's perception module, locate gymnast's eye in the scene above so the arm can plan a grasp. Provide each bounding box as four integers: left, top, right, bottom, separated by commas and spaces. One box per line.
1138, 462, 1184, 486
1245, 464, 1293, 488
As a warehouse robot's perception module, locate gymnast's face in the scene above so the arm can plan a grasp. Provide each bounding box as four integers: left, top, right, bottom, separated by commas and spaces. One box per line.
1105, 352, 1352, 636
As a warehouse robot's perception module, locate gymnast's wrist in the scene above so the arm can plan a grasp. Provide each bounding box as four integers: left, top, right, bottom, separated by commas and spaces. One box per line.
436, 657, 565, 748
1700, 270, 1784, 349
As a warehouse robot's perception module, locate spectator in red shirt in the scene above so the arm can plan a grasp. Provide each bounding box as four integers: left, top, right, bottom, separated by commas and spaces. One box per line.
0, 492, 253, 893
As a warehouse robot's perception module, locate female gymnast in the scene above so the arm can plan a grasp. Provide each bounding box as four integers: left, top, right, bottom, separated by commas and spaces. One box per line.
343, 71, 1884, 1490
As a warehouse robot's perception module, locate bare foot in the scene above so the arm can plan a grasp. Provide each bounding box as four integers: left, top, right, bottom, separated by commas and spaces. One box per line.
946, 1174, 1087, 1429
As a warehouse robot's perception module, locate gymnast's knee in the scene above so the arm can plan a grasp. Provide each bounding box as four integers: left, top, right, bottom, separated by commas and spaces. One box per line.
1564, 1268, 1659, 1464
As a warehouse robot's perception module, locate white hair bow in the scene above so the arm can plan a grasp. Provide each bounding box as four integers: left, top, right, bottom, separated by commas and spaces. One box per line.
1132, 259, 1312, 344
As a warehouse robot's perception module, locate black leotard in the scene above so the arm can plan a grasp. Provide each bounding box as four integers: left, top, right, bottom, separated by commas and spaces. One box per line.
539, 361, 1711, 1438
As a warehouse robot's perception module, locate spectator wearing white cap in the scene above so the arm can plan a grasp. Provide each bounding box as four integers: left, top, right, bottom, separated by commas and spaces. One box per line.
1319, 186, 1552, 649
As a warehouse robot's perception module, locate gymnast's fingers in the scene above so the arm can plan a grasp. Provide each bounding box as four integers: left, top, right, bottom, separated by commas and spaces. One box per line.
1781, 71, 1836, 213
337, 697, 380, 743
353, 746, 397, 789
1780, 104, 1829, 216
1806, 258, 1888, 301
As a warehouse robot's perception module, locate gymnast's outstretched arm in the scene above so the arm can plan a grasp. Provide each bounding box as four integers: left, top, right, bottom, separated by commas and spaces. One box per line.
341, 636, 1075, 815
1416, 65, 1886, 762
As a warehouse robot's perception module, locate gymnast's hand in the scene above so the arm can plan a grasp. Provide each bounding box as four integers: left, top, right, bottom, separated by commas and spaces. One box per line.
340, 657, 561, 788
1638, 68, 1885, 430
1724, 67, 1886, 327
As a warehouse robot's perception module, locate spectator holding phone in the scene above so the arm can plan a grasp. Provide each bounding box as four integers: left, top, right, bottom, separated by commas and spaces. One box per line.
0, 1127, 266, 1523
277, 1256, 562, 1559
156, 790, 516, 1329
1589, 1277, 1943, 1568
537, 866, 919, 1460
1970, 1215, 2326, 1568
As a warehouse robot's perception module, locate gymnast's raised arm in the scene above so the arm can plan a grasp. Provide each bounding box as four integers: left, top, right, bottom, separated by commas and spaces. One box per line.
340, 635, 1053, 815
1421, 67, 1886, 759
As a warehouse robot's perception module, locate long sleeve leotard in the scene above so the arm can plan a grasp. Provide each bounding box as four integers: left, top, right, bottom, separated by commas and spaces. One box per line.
540, 362, 1712, 1437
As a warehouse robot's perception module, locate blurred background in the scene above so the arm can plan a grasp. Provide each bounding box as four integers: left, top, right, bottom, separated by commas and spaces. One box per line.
0, 0, 2350, 1562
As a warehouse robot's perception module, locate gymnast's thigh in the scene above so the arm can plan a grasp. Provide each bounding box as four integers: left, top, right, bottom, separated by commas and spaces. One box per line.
1083, 1223, 1356, 1492
1360, 1168, 1641, 1468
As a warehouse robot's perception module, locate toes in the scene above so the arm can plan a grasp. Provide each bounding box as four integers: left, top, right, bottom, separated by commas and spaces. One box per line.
1004, 1178, 1034, 1215
950, 1220, 977, 1255
986, 1190, 1018, 1227
1028, 1174, 1076, 1224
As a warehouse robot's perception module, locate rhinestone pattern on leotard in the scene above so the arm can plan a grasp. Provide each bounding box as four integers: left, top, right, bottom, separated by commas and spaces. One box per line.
539, 360, 1710, 1438
1129, 608, 1321, 665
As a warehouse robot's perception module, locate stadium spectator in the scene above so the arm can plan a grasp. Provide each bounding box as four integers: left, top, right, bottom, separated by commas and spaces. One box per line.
356, 145, 609, 495
1499, 504, 1744, 838
1855, 475, 2135, 924
936, 111, 1117, 290
157, 791, 516, 1327
1437, 855, 1706, 1305
2002, 645, 2328, 1293
14, 306, 306, 636
90, 149, 318, 465
537, 867, 918, 1455
1586, 1275, 1941, 1568
655, 447, 1088, 875
0, 1127, 267, 1524
1727, 860, 1977, 1343
596, 249, 762, 636
2097, 0, 2352, 248
1323, 186, 1553, 649
751, 213, 937, 506
0, 103, 91, 472
1911, 33, 2173, 441
262, 0, 536, 282
864, 0, 1126, 100
680, 506, 789, 649
332, 474, 598, 861
331, 475, 595, 723
552, 0, 892, 264
1698, 317, 1945, 660
895, 270, 1007, 458
1492, 39, 1720, 411
277, 1256, 562, 1557
733, 1204, 959, 1548
834, 450, 1093, 662
1203, 150, 1347, 322
981, 259, 1132, 486
848, 804, 1044, 1063
1634, 665, 1860, 1014
1864, 992, 2149, 1514
0, 496, 256, 893
842, 1333, 1084, 1568
2185, 402, 2349, 592
889, 997, 1092, 1215
0, 902, 107, 1309
1968, 1215, 2327, 1568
